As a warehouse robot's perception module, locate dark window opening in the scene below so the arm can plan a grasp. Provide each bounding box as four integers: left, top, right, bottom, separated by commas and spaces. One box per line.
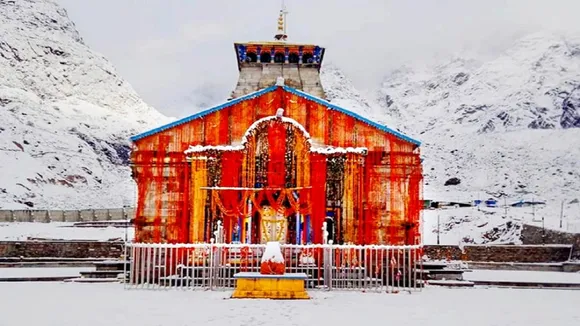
302, 52, 314, 64
288, 52, 299, 63
246, 52, 257, 63
274, 52, 285, 63
260, 52, 271, 63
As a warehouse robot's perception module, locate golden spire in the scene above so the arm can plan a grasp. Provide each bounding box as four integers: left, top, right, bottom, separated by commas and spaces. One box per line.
274, 0, 288, 41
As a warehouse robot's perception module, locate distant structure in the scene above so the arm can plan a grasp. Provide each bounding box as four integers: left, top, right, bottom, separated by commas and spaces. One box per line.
129, 4, 423, 246
231, 2, 326, 99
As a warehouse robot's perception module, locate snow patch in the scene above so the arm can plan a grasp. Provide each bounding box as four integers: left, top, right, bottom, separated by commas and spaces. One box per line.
311, 146, 368, 155
184, 144, 244, 154
261, 241, 285, 264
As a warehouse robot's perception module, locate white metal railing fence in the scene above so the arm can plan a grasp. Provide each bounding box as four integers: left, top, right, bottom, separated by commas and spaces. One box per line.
124, 242, 423, 293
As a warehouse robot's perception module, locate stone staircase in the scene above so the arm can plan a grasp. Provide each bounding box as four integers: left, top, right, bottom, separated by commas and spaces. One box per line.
419, 261, 474, 287
66, 260, 129, 283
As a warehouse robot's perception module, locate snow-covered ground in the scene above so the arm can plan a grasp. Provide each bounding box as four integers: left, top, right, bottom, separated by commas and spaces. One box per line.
464, 269, 580, 284
0, 283, 579, 326
422, 201, 580, 245
0, 222, 133, 241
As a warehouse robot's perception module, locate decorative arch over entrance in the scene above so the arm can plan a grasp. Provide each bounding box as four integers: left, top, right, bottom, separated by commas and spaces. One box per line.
185, 113, 370, 245
186, 115, 314, 244
240, 116, 312, 244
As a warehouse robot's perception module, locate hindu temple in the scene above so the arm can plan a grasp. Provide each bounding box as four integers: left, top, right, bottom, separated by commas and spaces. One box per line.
129, 6, 423, 246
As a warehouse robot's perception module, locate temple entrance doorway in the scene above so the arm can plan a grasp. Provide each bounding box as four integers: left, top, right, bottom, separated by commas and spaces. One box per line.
259, 205, 287, 244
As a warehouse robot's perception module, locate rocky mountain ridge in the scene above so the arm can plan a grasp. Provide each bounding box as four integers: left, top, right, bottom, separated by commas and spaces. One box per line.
370, 32, 580, 243
0, 0, 169, 209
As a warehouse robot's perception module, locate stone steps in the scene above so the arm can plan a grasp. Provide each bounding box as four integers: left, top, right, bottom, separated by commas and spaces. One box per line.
470, 280, 580, 289
72, 259, 129, 283
0, 276, 79, 282
426, 280, 475, 287
69, 221, 131, 228
79, 270, 125, 279
0, 261, 98, 268
65, 277, 122, 283
466, 261, 580, 273
0, 257, 113, 263
418, 261, 467, 281
94, 260, 130, 271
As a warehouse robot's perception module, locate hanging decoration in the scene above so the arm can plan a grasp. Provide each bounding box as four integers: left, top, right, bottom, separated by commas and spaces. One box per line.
310, 153, 327, 244
189, 157, 208, 243
267, 121, 286, 187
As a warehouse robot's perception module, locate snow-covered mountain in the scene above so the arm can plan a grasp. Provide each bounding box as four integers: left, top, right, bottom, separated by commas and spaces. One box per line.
319, 32, 580, 244
372, 32, 580, 244
0, 0, 169, 209
2, 0, 578, 245
374, 32, 580, 200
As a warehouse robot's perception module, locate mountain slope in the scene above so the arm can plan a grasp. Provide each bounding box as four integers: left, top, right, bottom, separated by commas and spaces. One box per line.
0, 0, 169, 209
321, 63, 398, 129
372, 32, 580, 243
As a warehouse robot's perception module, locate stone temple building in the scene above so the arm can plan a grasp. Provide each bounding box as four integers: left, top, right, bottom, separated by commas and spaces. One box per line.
129, 8, 423, 246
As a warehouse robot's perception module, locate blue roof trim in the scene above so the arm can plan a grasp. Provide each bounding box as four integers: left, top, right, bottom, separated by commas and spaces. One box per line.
130, 84, 420, 147
282, 86, 421, 146
129, 86, 278, 142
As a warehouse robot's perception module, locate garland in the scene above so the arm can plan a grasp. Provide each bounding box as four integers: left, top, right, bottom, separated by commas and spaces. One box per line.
285, 126, 295, 187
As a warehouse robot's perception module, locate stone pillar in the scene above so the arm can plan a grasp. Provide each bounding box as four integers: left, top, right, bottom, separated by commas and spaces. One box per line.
270, 47, 275, 63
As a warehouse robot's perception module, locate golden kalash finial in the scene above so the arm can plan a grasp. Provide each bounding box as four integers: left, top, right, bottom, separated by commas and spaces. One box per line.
274, 1, 288, 41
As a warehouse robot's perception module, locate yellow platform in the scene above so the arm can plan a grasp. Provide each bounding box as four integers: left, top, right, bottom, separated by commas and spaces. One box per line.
231, 272, 310, 300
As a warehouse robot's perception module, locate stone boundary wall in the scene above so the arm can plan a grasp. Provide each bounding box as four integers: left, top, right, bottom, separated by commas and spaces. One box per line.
423, 244, 573, 263
0, 240, 574, 263
0, 241, 124, 258
521, 224, 580, 260
0, 208, 135, 223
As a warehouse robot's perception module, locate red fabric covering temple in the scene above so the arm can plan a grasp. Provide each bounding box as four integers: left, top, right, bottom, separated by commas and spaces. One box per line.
129, 85, 423, 246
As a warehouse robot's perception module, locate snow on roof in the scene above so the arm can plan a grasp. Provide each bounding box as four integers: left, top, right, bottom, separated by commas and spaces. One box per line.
185, 115, 312, 155
184, 145, 244, 155
311, 146, 368, 155
184, 116, 369, 156
241, 115, 312, 144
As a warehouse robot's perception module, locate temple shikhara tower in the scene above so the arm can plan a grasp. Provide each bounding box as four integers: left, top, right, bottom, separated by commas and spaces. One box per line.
129, 7, 423, 246
230, 7, 325, 99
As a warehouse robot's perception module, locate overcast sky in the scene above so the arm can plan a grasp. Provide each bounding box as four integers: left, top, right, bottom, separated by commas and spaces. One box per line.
57, 0, 580, 118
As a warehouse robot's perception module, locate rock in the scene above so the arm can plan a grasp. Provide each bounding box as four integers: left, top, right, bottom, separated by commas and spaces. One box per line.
561, 85, 580, 128
453, 72, 469, 85
444, 177, 461, 186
